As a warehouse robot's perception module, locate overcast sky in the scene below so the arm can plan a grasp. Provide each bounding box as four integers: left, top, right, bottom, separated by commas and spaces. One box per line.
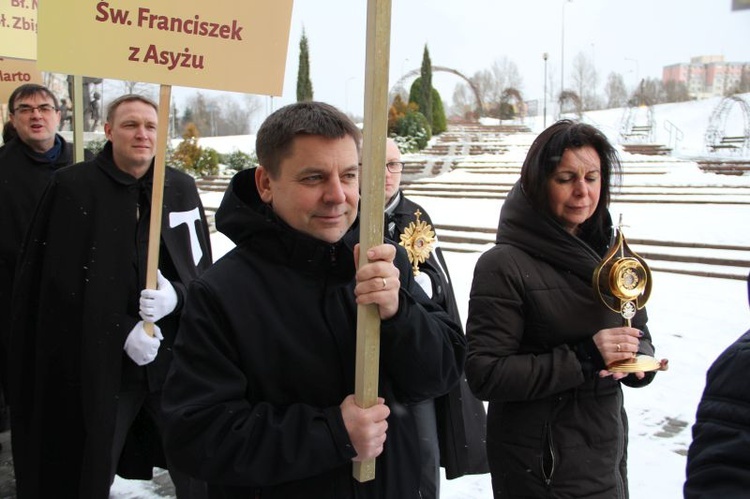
174, 0, 749, 123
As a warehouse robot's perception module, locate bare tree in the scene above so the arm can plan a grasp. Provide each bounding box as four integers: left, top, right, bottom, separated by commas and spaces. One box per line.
181, 92, 262, 137
217, 95, 262, 135
470, 69, 497, 109
570, 51, 600, 111
243, 94, 263, 120
604, 72, 628, 109
633, 78, 667, 106
664, 80, 690, 103
466, 58, 523, 117
450, 84, 474, 119
118, 80, 157, 98
183, 92, 213, 136
490, 57, 524, 94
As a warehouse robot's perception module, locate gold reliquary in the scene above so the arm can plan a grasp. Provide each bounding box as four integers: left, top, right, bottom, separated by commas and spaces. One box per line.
592, 215, 663, 373
399, 209, 436, 277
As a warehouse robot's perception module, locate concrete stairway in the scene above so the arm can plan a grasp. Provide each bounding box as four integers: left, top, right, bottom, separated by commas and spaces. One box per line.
196, 124, 750, 280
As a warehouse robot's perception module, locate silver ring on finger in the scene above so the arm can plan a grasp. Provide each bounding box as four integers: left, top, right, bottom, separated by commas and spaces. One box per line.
616, 343, 621, 352
382, 277, 387, 289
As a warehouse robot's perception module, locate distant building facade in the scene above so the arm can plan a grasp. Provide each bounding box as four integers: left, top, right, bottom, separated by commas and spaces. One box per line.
663, 55, 750, 99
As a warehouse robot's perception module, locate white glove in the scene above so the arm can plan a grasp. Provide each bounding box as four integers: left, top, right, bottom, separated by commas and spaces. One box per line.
139, 270, 178, 323
124, 321, 163, 366
414, 271, 434, 299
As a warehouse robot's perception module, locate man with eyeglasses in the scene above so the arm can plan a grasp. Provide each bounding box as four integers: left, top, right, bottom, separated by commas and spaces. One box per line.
0, 84, 90, 440
384, 137, 488, 498
9, 94, 212, 498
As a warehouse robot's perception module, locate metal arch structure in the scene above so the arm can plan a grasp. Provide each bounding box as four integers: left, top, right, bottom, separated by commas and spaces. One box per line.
619, 104, 655, 144
500, 87, 527, 119
390, 65, 483, 117
704, 95, 750, 155
557, 90, 583, 119
501, 87, 524, 107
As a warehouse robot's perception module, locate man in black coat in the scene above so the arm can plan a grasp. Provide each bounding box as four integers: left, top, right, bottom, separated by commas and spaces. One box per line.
384, 138, 488, 498
0, 83, 90, 434
684, 272, 750, 498
161, 102, 466, 498
9, 94, 212, 498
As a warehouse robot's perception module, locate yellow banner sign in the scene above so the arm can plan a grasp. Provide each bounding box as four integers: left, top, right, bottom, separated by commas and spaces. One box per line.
0, 0, 38, 61
38, 1, 293, 95
0, 57, 43, 105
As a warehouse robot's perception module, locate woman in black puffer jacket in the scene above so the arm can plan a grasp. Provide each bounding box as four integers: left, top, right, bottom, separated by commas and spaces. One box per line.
466, 120, 667, 498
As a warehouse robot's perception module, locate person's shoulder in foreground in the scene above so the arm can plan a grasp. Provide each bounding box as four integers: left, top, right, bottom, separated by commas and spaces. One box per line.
684, 273, 750, 499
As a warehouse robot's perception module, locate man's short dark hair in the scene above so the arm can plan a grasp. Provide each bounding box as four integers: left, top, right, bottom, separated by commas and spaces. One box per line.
255, 101, 362, 178
106, 94, 158, 124
8, 84, 59, 114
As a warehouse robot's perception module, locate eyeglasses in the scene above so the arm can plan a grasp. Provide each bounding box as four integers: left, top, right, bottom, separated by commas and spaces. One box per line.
12, 104, 59, 116
386, 161, 404, 173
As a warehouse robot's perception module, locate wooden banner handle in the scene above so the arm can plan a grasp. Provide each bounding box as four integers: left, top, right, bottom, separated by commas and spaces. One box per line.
71, 75, 85, 163
143, 84, 172, 337
353, 0, 392, 482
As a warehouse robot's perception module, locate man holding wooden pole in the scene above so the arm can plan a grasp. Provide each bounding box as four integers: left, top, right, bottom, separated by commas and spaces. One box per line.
161, 101, 465, 498
9, 94, 212, 498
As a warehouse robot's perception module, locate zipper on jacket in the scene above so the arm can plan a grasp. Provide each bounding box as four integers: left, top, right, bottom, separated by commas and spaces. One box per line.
614, 390, 627, 498
541, 422, 556, 486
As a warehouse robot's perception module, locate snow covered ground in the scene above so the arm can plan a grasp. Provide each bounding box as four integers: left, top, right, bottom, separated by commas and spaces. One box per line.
113, 96, 750, 498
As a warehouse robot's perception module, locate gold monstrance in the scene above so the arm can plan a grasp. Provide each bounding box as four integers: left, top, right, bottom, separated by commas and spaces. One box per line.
592, 215, 662, 373
399, 210, 436, 276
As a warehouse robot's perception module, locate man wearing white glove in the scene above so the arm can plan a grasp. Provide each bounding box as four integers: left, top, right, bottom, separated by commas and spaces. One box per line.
9, 94, 212, 499
139, 270, 179, 324
124, 321, 164, 366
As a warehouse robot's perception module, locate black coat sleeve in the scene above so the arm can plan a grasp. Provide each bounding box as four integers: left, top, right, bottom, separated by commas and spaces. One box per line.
684, 331, 750, 498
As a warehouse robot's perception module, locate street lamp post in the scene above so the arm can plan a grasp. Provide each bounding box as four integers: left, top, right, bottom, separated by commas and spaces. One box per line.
561, 0, 572, 98
543, 53, 549, 128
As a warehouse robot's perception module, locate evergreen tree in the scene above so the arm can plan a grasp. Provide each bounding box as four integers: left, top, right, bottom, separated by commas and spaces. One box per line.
180, 107, 194, 132
420, 45, 433, 125
297, 29, 314, 102
408, 77, 446, 136
431, 88, 447, 134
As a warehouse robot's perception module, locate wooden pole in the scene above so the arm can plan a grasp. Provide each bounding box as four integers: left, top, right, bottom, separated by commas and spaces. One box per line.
143, 84, 172, 336
353, 0, 391, 483
72, 75, 85, 163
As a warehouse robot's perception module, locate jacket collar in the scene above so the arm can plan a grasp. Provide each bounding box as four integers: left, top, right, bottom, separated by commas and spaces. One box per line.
11, 133, 72, 167
497, 181, 610, 283
216, 168, 356, 279
94, 141, 156, 187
